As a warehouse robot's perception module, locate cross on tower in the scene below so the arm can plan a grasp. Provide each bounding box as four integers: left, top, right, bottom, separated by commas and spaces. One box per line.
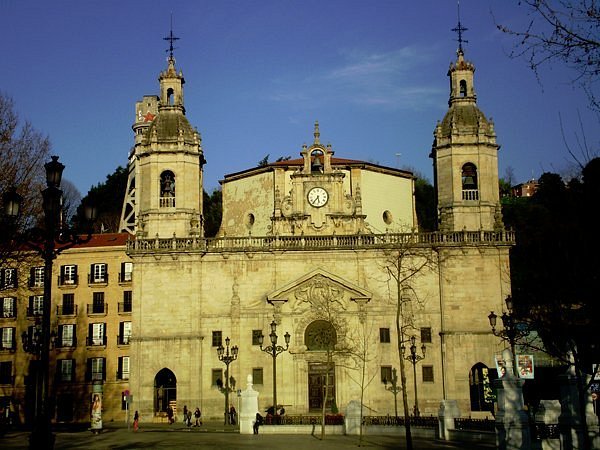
164, 15, 180, 60
451, 1, 468, 53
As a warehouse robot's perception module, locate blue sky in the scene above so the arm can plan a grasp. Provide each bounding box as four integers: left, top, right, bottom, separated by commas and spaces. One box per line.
1, 0, 598, 195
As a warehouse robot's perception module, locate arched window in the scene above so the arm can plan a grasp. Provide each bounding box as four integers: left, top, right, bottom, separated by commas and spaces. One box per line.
459, 80, 467, 97
469, 363, 496, 412
304, 320, 337, 351
160, 170, 176, 207
461, 163, 479, 200
167, 88, 174, 105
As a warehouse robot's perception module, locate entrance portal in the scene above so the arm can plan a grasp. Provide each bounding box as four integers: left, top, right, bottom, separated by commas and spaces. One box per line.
154, 368, 177, 416
308, 363, 335, 411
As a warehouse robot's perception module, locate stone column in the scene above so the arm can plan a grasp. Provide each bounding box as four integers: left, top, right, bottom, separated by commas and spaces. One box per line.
494, 349, 531, 450
534, 400, 561, 450
239, 374, 260, 434
438, 399, 460, 441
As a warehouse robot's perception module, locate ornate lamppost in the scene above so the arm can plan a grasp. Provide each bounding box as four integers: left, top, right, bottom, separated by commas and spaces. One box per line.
488, 295, 528, 376
217, 336, 238, 425
383, 367, 401, 421
258, 320, 290, 423
2, 156, 95, 449
402, 335, 426, 417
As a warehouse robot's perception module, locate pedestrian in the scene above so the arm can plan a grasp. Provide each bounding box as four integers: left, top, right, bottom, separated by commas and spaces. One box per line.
194, 407, 202, 427
167, 405, 174, 424
133, 411, 139, 432
182, 405, 188, 425
229, 405, 237, 425
186, 409, 192, 430
253, 412, 263, 434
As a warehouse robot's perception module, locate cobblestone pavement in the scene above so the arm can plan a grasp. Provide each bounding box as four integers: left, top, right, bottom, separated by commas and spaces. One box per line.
0, 422, 496, 449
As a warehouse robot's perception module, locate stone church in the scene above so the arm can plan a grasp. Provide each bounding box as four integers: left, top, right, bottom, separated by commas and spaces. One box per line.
117, 43, 513, 421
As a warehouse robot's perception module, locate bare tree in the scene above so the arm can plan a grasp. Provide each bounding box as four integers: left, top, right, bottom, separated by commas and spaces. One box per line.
496, 1, 600, 111
60, 178, 82, 225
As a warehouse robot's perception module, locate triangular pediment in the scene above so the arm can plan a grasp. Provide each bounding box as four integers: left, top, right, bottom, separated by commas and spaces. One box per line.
267, 268, 371, 311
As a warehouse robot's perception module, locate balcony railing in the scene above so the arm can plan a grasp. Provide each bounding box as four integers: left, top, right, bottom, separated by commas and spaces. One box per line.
87, 303, 108, 315
0, 375, 15, 384
26, 307, 44, 317
57, 305, 77, 316
88, 274, 109, 284
118, 302, 132, 313
462, 189, 479, 200
118, 272, 133, 283
117, 335, 131, 345
128, 230, 515, 254
55, 337, 77, 348
0, 341, 16, 351
58, 275, 79, 286
86, 336, 107, 346
116, 371, 130, 380
1, 309, 16, 319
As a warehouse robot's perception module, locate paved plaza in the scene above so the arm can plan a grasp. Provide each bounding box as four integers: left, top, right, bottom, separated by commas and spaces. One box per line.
1, 422, 495, 450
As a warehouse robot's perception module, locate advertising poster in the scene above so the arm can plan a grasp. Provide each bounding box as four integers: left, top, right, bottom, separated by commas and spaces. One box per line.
90, 392, 103, 430
517, 354, 534, 379
494, 354, 507, 378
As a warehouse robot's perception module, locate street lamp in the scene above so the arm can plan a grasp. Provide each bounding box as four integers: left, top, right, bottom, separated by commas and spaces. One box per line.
2, 156, 96, 449
402, 335, 426, 417
217, 336, 238, 425
383, 367, 401, 421
258, 320, 290, 423
488, 295, 529, 377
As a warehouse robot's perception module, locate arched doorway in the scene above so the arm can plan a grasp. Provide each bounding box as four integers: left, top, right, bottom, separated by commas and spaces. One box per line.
469, 362, 496, 413
305, 320, 337, 411
154, 368, 177, 415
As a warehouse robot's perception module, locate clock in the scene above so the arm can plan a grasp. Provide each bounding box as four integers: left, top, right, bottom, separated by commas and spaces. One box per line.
307, 187, 328, 207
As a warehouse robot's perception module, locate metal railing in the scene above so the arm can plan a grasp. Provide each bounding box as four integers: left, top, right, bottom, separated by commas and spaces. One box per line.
454, 417, 495, 432
128, 230, 515, 254
362, 415, 438, 428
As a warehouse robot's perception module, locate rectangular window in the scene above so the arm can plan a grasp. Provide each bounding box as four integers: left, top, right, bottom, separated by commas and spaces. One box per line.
30, 295, 44, 316
58, 359, 74, 382
90, 263, 107, 283
381, 365, 393, 383
1, 297, 16, 318
119, 322, 132, 345
420, 327, 432, 344
60, 265, 77, 285
58, 324, 75, 347
122, 291, 132, 312
92, 292, 105, 314
252, 330, 263, 346
30, 267, 44, 287
89, 357, 105, 381
212, 368, 223, 386
1, 268, 17, 289
212, 331, 222, 347
118, 356, 130, 380
379, 328, 391, 343
1, 327, 15, 350
61, 293, 75, 315
0, 361, 12, 384
120, 262, 133, 282
422, 365, 434, 383
252, 368, 264, 385
90, 323, 106, 346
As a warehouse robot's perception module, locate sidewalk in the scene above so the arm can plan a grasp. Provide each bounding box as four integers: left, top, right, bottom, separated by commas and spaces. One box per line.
0, 422, 496, 449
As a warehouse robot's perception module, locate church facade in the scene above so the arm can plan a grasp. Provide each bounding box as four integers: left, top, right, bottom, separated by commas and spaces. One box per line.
121, 45, 513, 421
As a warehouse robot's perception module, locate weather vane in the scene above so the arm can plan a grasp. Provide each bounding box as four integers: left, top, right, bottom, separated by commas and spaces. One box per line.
163, 13, 180, 59
451, 1, 468, 53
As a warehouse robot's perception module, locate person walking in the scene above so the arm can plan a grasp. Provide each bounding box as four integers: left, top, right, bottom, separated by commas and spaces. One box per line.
133, 411, 139, 432
182, 405, 188, 426
229, 405, 237, 425
253, 412, 263, 434
193, 407, 202, 427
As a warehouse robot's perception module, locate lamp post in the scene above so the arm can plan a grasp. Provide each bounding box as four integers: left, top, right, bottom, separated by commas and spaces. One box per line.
2, 156, 96, 449
217, 336, 238, 425
258, 320, 290, 422
383, 367, 401, 421
402, 335, 426, 417
488, 295, 528, 377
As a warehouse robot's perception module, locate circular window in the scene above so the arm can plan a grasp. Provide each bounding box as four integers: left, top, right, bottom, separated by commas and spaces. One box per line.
305, 320, 337, 351
383, 210, 393, 225
247, 213, 255, 227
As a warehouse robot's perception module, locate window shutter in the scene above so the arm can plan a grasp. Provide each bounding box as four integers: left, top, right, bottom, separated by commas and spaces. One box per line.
13, 269, 18, 288
29, 296, 33, 310
90, 264, 94, 282
29, 268, 35, 287
118, 356, 123, 376
86, 358, 92, 381
57, 325, 64, 344
72, 360, 76, 380
103, 323, 107, 344
88, 323, 93, 344
102, 358, 106, 380
73, 265, 78, 277
0, 269, 4, 287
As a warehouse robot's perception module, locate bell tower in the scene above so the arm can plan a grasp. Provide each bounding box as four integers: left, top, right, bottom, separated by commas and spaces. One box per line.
430, 17, 502, 232
120, 32, 206, 238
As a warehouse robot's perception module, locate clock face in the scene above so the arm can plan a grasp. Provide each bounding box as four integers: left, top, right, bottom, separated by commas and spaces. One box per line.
307, 187, 328, 207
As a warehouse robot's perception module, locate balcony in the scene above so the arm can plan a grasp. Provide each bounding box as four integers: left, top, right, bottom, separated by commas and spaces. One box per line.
58, 274, 79, 287
26, 307, 44, 318
0, 309, 16, 319
0, 374, 15, 384
117, 334, 131, 345
86, 336, 107, 347
87, 303, 108, 315
116, 371, 130, 380
0, 342, 16, 351
118, 272, 133, 283
57, 305, 78, 316
118, 302, 132, 314
88, 274, 109, 285
55, 337, 77, 349
462, 189, 479, 200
